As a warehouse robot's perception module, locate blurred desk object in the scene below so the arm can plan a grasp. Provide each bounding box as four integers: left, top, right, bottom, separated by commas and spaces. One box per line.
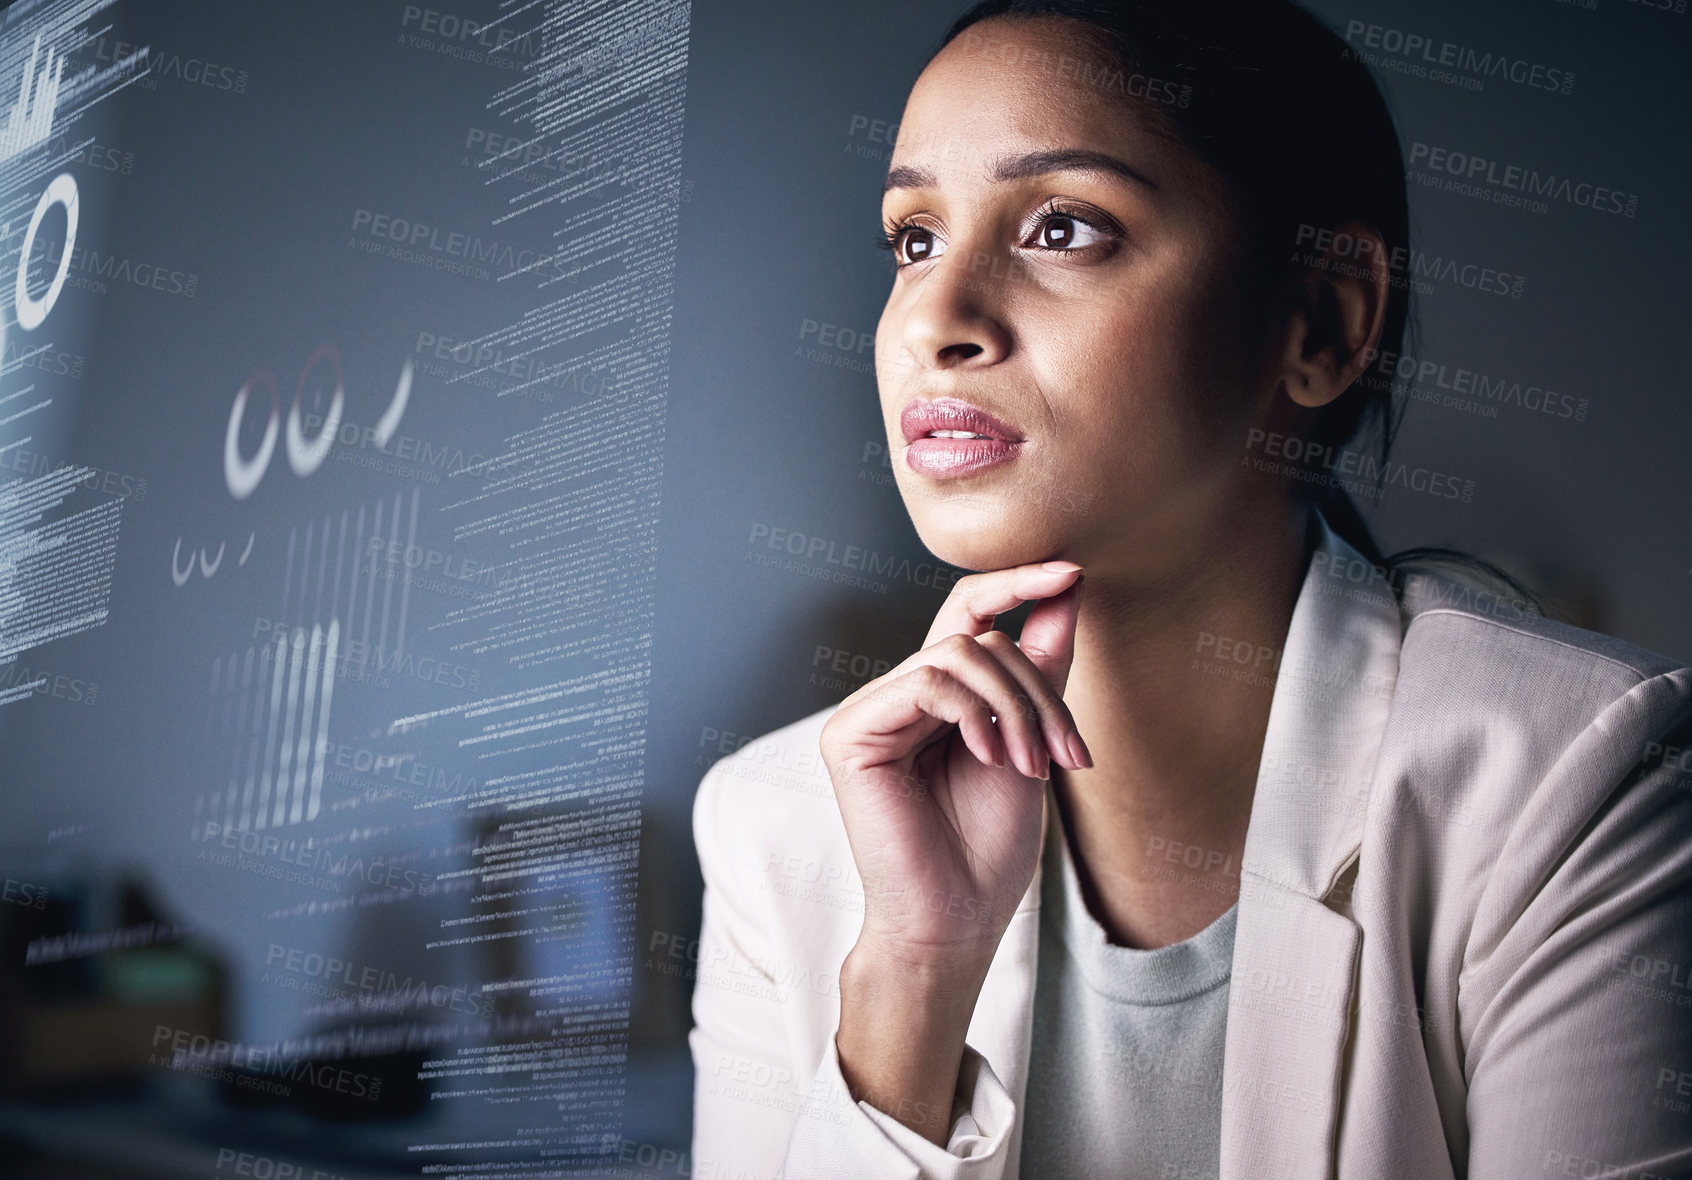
0, 874, 226, 1098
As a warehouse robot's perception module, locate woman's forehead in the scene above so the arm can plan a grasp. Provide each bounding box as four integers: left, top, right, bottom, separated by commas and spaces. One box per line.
889, 19, 1175, 189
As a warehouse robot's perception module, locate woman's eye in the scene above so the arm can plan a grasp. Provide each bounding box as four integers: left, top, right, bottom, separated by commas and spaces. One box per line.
898, 227, 945, 265
1029, 213, 1108, 251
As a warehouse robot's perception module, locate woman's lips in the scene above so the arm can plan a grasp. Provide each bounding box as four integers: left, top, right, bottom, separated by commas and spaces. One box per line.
905, 436, 1024, 478
900, 398, 1026, 479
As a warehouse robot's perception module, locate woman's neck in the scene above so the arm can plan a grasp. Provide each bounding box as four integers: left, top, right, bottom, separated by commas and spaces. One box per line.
1052, 506, 1315, 949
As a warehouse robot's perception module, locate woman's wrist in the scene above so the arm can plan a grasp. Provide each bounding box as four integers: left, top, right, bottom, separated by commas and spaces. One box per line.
835, 934, 997, 1146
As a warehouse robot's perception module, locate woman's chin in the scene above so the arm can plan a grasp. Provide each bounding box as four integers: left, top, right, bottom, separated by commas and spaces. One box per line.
910, 519, 1064, 574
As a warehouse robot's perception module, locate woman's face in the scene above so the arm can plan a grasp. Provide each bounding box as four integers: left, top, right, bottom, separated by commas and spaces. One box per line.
877, 16, 1293, 577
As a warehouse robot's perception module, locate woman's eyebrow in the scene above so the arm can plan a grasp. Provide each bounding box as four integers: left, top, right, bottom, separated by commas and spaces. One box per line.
882, 149, 1156, 195
989, 148, 1156, 190
883, 164, 937, 194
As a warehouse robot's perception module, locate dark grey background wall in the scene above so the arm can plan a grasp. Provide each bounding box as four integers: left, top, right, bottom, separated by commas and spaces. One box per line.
0, 0, 1684, 1174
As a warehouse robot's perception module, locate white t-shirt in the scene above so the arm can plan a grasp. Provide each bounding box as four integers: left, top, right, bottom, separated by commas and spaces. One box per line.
1018, 802, 1238, 1180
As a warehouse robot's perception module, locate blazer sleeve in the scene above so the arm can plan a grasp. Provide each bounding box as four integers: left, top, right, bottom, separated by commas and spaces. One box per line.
1460, 669, 1692, 1177
688, 757, 1023, 1179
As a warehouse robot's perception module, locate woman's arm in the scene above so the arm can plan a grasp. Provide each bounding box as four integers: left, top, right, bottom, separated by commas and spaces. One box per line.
1461, 673, 1692, 1176
690, 561, 1088, 1177
689, 750, 1021, 1179
816, 563, 1085, 1149
833, 934, 998, 1143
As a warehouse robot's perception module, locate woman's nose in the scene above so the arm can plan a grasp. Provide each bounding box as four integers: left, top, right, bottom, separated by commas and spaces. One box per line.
897, 252, 1012, 373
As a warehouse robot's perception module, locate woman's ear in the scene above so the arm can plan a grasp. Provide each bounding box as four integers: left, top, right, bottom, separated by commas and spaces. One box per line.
1277, 220, 1391, 409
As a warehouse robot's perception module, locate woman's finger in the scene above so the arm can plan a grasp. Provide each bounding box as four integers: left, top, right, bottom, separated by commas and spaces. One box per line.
1013, 573, 1085, 700
843, 625, 1082, 777
975, 629, 1088, 773
827, 663, 1007, 775
922, 633, 1060, 778
922, 561, 1082, 648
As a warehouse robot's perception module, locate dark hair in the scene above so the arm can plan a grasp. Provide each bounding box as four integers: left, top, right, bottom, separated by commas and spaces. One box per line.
934, 0, 1540, 611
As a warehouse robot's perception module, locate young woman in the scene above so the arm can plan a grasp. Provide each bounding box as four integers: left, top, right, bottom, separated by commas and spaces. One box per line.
689, 2, 1692, 1177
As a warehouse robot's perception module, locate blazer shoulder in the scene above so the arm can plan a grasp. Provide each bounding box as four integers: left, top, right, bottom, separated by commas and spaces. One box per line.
1402, 585, 1685, 677
1377, 598, 1691, 869
1386, 607, 1692, 1075
1398, 595, 1689, 722
692, 703, 850, 898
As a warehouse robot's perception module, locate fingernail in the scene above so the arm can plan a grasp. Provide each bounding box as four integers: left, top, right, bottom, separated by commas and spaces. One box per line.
1066, 730, 1093, 770
1041, 560, 1082, 572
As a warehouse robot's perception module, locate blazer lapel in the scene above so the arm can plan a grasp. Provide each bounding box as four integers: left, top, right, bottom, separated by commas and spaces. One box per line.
1220, 514, 1403, 1179
1222, 877, 1362, 1178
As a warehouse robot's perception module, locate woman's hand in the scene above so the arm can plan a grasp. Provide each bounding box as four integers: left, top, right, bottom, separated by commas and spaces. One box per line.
824, 559, 1089, 960
820, 560, 1088, 1143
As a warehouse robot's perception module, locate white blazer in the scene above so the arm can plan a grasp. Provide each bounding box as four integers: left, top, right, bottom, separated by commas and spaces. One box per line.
688, 518, 1692, 1179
